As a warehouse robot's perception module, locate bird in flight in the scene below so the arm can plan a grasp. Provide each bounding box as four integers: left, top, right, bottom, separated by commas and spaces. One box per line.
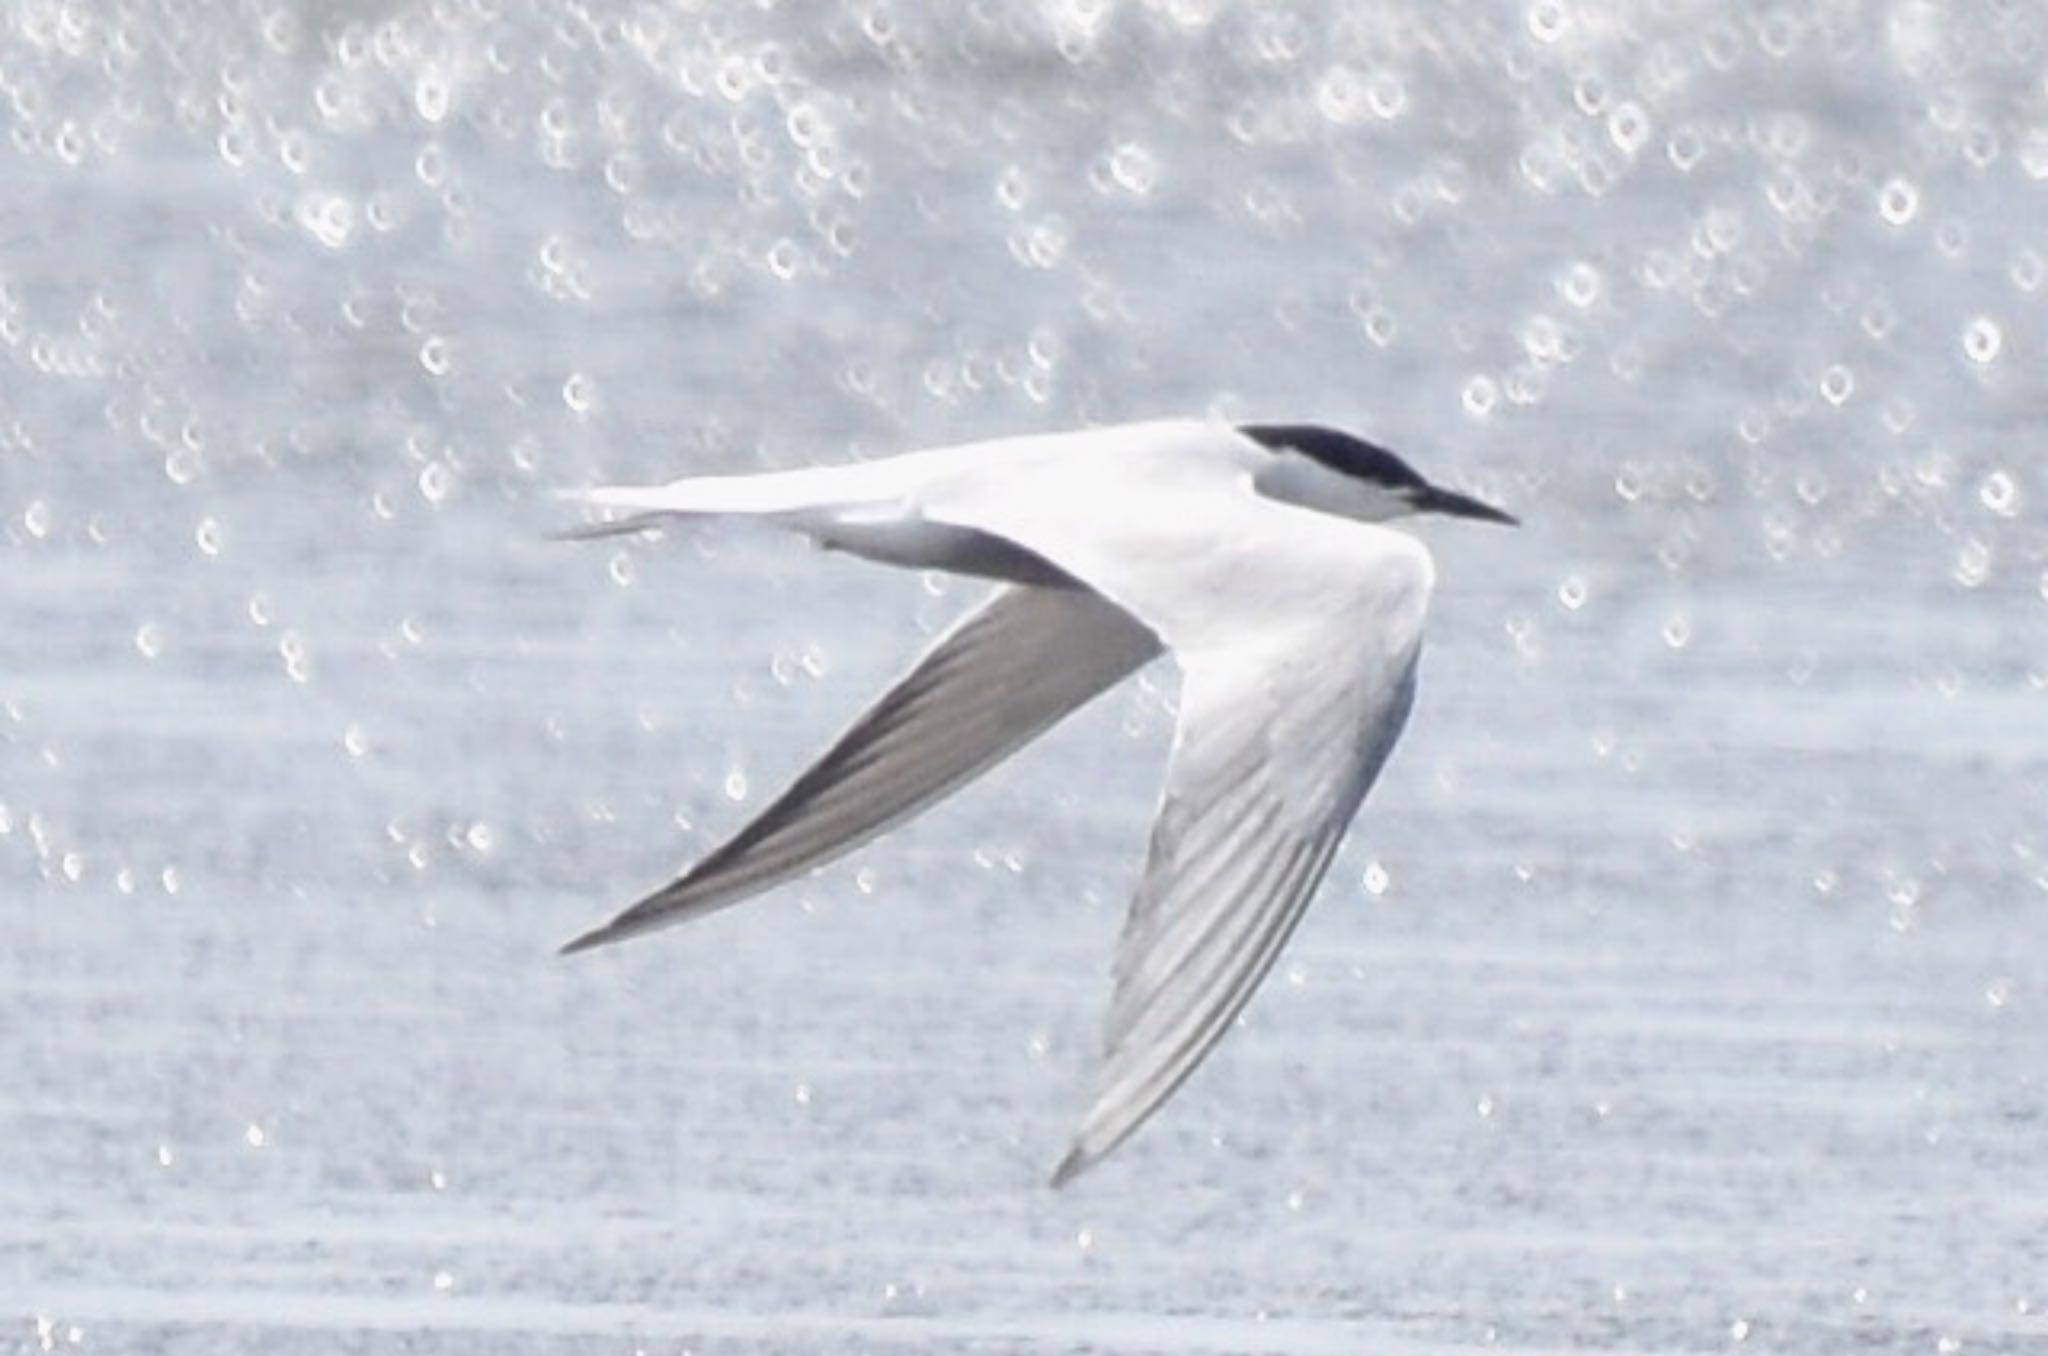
559, 418, 1514, 1185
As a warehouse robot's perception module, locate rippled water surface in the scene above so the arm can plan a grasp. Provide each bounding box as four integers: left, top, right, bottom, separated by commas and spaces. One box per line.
5, 2, 2046, 1352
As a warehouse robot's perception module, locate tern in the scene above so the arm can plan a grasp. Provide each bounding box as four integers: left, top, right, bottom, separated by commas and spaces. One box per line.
559, 418, 1514, 1185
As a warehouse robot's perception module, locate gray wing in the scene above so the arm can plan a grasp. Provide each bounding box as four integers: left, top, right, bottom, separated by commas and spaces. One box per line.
1047, 635, 1421, 1186
562, 584, 1161, 954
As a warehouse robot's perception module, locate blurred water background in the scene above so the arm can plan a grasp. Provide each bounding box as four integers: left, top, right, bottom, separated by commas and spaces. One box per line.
4, 1, 2046, 1351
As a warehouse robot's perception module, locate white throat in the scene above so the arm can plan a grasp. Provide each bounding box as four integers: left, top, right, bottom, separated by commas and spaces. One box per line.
1250, 447, 1416, 524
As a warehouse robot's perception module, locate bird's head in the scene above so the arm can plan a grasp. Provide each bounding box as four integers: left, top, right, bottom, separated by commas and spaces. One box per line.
1240, 424, 1517, 527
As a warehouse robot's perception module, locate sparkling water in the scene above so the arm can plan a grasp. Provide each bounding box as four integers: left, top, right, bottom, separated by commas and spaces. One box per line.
5, 3, 2045, 1351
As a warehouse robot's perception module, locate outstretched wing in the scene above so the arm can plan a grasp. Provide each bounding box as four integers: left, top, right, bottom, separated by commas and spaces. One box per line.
911, 459, 1440, 1185
562, 584, 1160, 954
1050, 629, 1420, 1185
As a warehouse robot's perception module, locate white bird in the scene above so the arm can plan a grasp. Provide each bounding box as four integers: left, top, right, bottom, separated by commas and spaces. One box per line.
559, 417, 1514, 1185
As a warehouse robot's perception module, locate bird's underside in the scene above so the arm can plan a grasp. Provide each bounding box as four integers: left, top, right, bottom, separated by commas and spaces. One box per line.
559, 420, 1444, 1184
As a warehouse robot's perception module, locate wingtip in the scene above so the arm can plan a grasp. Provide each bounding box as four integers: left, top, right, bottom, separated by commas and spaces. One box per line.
1047, 1145, 1093, 1190
557, 923, 620, 956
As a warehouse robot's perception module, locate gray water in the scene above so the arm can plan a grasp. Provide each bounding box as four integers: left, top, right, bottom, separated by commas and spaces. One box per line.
5, 2, 2046, 1352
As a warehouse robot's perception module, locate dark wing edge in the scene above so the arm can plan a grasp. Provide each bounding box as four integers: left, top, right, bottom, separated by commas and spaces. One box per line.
561, 584, 1162, 955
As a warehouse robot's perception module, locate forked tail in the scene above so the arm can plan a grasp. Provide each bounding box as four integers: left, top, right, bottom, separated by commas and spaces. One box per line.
556, 457, 915, 539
